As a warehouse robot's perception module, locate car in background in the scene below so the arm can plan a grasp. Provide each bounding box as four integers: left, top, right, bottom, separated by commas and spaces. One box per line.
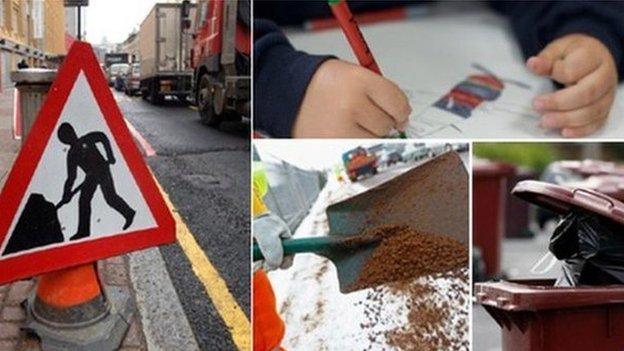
402, 143, 428, 162
124, 63, 141, 96
108, 63, 130, 89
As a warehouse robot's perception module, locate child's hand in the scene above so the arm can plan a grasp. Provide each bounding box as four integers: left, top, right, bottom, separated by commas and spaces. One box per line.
292, 59, 411, 138
527, 34, 618, 137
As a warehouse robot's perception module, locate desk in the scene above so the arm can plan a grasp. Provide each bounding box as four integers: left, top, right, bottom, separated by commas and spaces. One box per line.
287, 3, 624, 139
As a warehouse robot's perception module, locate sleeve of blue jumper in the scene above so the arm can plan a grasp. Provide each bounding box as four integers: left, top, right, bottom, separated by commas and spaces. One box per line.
254, 0, 416, 26
253, 19, 334, 137
489, 0, 624, 82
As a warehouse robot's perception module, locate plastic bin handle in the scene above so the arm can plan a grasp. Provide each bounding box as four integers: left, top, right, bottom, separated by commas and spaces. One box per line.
573, 188, 614, 208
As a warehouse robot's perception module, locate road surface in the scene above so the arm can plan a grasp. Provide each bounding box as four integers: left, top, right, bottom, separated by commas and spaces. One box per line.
114, 91, 250, 350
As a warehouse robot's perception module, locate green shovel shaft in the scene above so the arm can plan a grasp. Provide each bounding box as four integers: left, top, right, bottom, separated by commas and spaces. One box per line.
253, 236, 340, 261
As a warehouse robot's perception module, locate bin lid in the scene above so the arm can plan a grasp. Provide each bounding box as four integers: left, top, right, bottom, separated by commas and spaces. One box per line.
475, 279, 624, 311
10, 68, 57, 84
564, 175, 624, 202
512, 180, 624, 225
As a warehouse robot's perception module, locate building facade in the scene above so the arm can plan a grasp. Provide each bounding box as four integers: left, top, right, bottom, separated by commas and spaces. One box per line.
119, 30, 139, 63
0, 0, 66, 89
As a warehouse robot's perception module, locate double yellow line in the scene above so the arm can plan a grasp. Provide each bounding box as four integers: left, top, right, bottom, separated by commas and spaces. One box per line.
157, 180, 251, 350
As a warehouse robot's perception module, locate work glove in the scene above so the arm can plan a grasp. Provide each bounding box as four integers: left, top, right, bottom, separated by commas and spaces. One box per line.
253, 213, 293, 271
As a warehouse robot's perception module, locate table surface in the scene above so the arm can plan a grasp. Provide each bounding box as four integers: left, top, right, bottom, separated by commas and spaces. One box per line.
287, 2, 624, 139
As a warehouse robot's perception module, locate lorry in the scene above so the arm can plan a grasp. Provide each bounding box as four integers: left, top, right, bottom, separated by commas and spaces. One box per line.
104, 53, 129, 68
138, 2, 196, 104
342, 147, 379, 182
188, 0, 250, 126
104, 53, 129, 86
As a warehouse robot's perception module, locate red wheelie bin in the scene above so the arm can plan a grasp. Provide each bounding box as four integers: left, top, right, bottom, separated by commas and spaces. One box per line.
476, 180, 624, 351
475, 279, 624, 351
473, 159, 515, 278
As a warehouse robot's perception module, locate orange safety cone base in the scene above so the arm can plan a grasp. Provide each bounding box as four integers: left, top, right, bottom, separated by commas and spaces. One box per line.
22, 261, 132, 351
36, 263, 102, 309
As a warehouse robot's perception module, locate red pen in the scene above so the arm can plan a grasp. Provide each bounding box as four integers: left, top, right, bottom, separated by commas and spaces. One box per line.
328, 0, 382, 74
328, 0, 407, 138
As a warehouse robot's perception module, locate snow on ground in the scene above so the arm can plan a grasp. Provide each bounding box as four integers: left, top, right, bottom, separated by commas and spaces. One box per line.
268, 159, 469, 350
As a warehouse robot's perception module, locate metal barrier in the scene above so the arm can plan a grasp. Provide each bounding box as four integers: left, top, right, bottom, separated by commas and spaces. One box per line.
263, 160, 323, 232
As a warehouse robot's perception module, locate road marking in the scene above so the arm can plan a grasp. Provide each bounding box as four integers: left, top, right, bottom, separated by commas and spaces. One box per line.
156, 180, 251, 351
124, 116, 249, 349
125, 119, 156, 157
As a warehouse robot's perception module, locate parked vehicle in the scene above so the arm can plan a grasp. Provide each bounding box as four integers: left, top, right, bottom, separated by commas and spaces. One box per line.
428, 143, 453, 158
104, 53, 129, 86
189, 0, 250, 126
138, 3, 196, 104
124, 63, 141, 96
105, 53, 129, 67
384, 151, 404, 167
109, 63, 130, 91
402, 143, 428, 162
342, 147, 379, 182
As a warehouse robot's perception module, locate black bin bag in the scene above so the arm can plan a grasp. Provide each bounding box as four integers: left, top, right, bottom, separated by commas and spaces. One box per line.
549, 210, 624, 286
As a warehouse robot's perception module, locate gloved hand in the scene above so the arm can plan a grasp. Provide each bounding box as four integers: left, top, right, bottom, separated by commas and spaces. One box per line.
253, 213, 293, 271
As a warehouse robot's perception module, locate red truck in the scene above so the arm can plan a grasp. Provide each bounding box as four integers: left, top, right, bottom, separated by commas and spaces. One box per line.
342, 147, 379, 182
186, 0, 251, 126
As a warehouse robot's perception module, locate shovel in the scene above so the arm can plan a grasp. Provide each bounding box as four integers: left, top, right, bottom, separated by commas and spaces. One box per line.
55, 182, 84, 209
253, 151, 468, 293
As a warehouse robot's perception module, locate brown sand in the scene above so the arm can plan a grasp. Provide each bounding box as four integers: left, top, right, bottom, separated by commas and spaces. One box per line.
354, 225, 469, 350
352, 225, 468, 290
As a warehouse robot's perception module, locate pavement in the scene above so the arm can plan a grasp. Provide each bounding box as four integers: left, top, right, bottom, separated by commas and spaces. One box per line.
0, 87, 251, 350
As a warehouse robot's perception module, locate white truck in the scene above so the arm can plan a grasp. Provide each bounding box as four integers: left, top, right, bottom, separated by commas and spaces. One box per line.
138, 3, 196, 104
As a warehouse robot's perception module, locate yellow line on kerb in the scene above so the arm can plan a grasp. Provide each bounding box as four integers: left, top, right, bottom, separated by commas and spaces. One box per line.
155, 178, 251, 350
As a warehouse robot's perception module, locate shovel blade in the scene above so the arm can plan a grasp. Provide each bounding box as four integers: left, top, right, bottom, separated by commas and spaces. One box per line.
326, 151, 469, 292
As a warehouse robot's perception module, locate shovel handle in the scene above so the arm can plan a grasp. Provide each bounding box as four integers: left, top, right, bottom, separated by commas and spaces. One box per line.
55, 183, 84, 209
253, 236, 343, 261
253, 235, 381, 261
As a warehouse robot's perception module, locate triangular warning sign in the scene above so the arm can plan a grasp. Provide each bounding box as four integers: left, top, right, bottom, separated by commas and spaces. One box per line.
0, 42, 175, 285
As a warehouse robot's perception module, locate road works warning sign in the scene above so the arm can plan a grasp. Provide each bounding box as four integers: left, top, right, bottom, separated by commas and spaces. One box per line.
0, 42, 175, 285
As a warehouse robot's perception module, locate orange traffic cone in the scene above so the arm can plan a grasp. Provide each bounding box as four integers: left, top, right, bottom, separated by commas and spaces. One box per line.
24, 263, 131, 351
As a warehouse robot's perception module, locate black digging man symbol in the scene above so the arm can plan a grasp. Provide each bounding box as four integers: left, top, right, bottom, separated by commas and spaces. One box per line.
2, 123, 136, 256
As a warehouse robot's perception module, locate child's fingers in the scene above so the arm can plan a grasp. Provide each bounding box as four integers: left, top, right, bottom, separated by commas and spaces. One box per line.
526, 56, 552, 76
527, 44, 561, 75
396, 117, 409, 131
561, 120, 606, 138
356, 100, 396, 137
550, 46, 601, 85
527, 36, 574, 76
540, 91, 614, 129
351, 125, 378, 138
364, 72, 412, 127
533, 65, 612, 112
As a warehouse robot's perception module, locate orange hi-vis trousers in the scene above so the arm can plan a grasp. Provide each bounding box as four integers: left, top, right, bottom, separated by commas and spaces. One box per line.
253, 269, 285, 351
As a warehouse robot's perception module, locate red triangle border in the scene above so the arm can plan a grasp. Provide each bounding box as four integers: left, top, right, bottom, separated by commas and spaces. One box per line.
0, 41, 175, 285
